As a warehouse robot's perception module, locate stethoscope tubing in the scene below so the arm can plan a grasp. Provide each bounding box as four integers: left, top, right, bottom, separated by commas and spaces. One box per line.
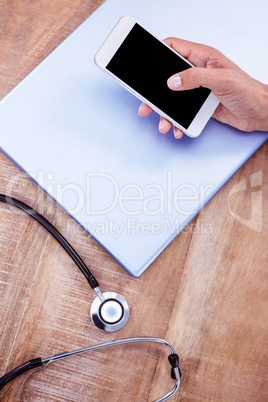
43, 336, 176, 363
0, 337, 180, 401
43, 336, 181, 402
0, 194, 99, 289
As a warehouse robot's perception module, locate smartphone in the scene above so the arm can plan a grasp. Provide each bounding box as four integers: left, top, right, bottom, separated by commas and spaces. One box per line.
94, 16, 219, 138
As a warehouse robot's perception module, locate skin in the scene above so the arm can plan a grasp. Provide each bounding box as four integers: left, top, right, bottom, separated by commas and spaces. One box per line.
138, 38, 268, 139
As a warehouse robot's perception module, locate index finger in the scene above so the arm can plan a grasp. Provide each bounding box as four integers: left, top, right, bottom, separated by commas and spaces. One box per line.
163, 37, 240, 71
163, 37, 214, 68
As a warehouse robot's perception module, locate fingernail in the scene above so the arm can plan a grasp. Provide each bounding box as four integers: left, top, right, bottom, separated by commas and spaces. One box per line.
168, 75, 182, 89
159, 121, 163, 131
138, 104, 143, 115
174, 127, 182, 139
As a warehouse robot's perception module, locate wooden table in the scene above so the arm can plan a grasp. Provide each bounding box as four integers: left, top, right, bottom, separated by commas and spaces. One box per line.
0, 1, 267, 400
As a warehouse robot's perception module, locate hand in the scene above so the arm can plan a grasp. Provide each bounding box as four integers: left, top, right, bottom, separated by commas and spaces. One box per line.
139, 38, 268, 139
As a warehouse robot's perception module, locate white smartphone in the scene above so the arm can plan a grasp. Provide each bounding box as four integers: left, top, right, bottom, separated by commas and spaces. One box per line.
95, 16, 220, 138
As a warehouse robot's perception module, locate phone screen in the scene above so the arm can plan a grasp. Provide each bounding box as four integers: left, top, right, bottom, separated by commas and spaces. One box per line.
106, 23, 210, 129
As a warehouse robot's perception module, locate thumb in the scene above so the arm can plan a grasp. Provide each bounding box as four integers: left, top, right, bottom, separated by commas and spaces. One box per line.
167, 67, 234, 94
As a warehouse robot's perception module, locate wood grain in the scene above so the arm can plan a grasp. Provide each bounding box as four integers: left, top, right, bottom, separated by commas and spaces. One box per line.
0, 1, 267, 401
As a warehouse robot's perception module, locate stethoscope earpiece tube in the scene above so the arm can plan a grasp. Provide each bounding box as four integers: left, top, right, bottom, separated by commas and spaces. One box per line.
168, 353, 181, 380
0, 337, 181, 401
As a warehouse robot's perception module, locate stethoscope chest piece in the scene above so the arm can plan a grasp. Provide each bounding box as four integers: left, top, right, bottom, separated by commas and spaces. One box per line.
90, 292, 130, 332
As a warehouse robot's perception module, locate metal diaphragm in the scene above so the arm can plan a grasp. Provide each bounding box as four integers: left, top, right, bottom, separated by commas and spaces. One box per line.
90, 292, 129, 332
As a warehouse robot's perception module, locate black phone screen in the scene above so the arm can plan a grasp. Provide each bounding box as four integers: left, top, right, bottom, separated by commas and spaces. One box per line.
106, 23, 210, 129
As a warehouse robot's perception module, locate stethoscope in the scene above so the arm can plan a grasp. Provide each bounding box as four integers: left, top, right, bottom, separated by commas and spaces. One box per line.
0, 194, 181, 400
0, 337, 180, 401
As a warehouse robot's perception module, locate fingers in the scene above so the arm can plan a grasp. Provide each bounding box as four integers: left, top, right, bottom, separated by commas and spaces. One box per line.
159, 116, 172, 133
139, 103, 184, 139
159, 117, 184, 139
139, 103, 172, 134
173, 126, 184, 139
163, 37, 241, 71
167, 67, 236, 94
138, 103, 153, 116
163, 37, 216, 68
